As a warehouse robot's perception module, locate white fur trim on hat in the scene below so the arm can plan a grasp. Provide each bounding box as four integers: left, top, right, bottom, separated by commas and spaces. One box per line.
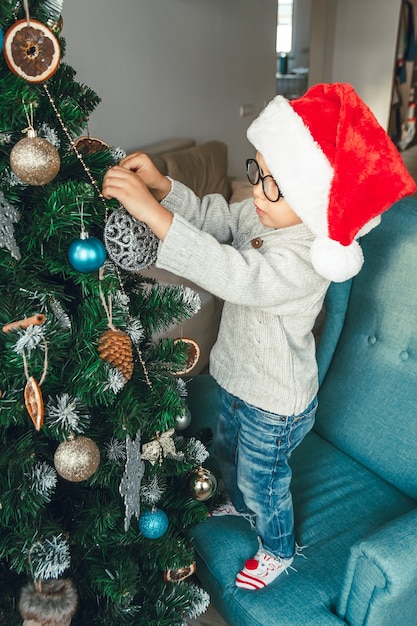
356, 215, 381, 238
310, 237, 364, 282
247, 95, 334, 238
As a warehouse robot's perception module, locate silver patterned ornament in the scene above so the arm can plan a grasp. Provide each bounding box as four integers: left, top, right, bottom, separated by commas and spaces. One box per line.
104, 207, 158, 271
119, 431, 145, 531
10, 128, 60, 186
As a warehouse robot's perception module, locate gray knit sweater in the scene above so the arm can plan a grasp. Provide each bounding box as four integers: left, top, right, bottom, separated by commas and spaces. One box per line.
157, 180, 329, 415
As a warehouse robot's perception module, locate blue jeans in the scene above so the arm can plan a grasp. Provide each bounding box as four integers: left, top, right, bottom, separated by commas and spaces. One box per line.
215, 386, 317, 559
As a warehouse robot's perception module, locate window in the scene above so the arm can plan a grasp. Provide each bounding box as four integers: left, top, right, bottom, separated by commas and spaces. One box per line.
276, 0, 293, 54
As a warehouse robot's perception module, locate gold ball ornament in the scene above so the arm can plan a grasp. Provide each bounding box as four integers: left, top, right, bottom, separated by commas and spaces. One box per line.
187, 466, 218, 501
10, 128, 60, 186
54, 435, 100, 482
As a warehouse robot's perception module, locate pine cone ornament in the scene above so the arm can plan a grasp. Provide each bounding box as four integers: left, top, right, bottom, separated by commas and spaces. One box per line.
98, 329, 134, 381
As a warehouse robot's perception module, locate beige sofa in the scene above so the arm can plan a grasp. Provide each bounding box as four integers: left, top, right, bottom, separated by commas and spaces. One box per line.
137, 138, 252, 374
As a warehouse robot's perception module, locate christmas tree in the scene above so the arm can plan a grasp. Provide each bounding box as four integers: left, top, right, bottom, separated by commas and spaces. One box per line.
0, 1, 218, 624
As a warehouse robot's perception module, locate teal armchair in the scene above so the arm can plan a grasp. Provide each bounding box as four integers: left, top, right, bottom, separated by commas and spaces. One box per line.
185, 197, 417, 625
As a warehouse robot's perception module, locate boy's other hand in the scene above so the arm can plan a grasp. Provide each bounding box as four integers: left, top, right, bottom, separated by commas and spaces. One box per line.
119, 152, 171, 202
102, 165, 173, 241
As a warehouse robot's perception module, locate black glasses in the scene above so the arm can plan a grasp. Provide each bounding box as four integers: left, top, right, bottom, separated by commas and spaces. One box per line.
246, 158, 283, 202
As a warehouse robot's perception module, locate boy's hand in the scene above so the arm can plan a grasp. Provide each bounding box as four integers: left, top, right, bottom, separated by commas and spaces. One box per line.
102, 166, 173, 240
118, 152, 171, 202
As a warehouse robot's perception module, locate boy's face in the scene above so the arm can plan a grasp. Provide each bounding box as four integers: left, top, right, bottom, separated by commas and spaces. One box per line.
253, 152, 302, 230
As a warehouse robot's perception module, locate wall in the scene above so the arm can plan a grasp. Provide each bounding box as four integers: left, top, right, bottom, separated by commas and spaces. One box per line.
290, 0, 312, 71
309, 0, 402, 128
61, 0, 277, 177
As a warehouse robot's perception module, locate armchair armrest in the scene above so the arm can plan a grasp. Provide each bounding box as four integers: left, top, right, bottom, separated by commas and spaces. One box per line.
337, 507, 417, 626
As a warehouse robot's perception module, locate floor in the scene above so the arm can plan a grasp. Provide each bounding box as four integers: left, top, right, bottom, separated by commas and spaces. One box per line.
185, 143, 417, 626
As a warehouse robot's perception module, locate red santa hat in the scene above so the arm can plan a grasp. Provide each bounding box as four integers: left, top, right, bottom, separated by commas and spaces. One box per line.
247, 82, 416, 282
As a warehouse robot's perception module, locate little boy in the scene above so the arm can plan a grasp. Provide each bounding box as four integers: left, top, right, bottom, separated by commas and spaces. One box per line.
102, 83, 415, 589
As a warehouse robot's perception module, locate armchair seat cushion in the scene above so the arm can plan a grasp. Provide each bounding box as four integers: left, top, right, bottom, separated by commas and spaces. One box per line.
189, 427, 415, 625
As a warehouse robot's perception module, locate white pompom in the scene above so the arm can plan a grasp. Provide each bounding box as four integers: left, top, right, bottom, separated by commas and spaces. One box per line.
310, 237, 364, 282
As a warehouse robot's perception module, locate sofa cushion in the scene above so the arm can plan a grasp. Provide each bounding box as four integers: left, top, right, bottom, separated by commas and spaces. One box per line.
189, 427, 416, 626
163, 141, 231, 199
229, 178, 253, 204
140, 138, 197, 176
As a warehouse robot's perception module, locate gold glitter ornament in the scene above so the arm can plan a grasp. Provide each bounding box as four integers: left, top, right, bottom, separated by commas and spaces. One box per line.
54, 435, 100, 482
10, 128, 60, 186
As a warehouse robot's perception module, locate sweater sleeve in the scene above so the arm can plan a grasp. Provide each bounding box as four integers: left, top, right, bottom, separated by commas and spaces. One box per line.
156, 213, 328, 314
161, 179, 244, 243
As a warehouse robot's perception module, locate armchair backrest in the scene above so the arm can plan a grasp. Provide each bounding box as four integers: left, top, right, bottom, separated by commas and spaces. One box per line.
315, 198, 417, 500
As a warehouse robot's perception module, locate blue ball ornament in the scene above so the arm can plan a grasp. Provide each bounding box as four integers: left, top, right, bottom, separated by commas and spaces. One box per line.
139, 508, 169, 539
68, 235, 107, 273
0, 28, 4, 53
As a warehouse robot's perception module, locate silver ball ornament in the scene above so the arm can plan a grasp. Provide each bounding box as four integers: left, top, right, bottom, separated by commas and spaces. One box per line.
10, 128, 60, 186
187, 466, 217, 501
175, 408, 192, 431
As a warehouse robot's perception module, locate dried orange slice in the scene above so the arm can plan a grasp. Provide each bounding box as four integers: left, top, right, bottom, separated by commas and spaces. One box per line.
173, 338, 200, 375
24, 376, 44, 430
3, 19, 60, 83
74, 136, 109, 154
